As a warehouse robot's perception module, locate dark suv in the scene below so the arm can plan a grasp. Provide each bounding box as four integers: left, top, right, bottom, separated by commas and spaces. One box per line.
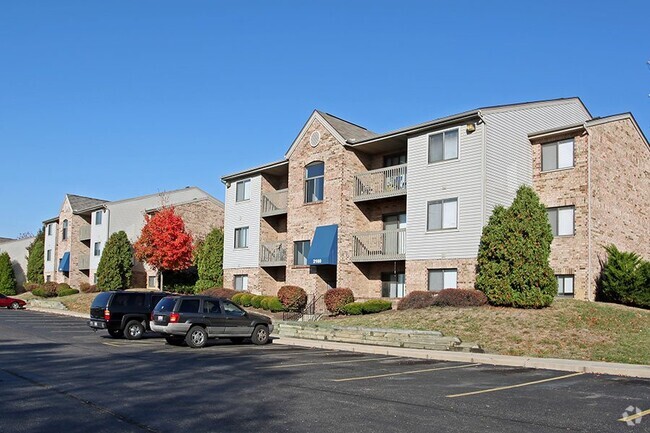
88, 291, 169, 340
150, 295, 273, 348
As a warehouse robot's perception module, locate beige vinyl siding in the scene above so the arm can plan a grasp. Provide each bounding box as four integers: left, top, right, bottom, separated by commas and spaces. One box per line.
44, 222, 57, 273
406, 122, 485, 260
223, 175, 261, 269
482, 100, 591, 221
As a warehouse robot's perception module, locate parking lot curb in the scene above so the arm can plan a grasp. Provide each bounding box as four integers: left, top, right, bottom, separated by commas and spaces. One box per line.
26, 307, 88, 319
274, 336, 650, 379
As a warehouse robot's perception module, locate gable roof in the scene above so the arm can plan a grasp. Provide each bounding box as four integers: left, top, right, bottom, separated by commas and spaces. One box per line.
315, 111, 378, 143
66, 194, 109, 213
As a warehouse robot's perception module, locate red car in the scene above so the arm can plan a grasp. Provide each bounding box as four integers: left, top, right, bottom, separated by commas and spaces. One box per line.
0, 294, 26, 309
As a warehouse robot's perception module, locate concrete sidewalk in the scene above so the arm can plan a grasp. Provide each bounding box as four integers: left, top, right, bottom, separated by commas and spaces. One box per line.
23, 305, 650, 379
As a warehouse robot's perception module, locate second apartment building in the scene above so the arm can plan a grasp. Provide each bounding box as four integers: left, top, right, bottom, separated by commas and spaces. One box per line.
221, 98, 649, 302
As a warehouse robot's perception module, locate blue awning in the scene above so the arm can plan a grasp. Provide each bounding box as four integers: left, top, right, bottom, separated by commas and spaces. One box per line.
58, 252, 70, 272
307, 224, 338, 266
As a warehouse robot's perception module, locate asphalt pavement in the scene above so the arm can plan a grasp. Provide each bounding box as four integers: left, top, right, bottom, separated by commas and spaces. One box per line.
0, 308, 648, 433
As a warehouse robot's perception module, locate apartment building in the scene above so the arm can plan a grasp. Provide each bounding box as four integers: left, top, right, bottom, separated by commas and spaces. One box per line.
0, 236, 35, 290
221, 98, 649, 302
43, 187, 224, 288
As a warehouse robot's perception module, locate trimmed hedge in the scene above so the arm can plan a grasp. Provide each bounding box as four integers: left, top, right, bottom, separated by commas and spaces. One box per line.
200, 288, 238, 299
598, 245, 650, 309
232, 293, 245, 304
277, 285, 307, 312
251, 295, 265, 308
432, 289, 488, 307
260, 297, 270, 310
266, 297, 284, 312
79, 282, 99, 293
342, 302, 364, 315
32, 282, 58, 298
396, 291, 436, 310
239, 293, 254, 307
324, 288, 354, 314
361, 299, 392, 314
57, 288, 79, 297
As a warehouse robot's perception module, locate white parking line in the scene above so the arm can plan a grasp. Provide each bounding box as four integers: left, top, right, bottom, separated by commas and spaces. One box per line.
257, 356, 394, 369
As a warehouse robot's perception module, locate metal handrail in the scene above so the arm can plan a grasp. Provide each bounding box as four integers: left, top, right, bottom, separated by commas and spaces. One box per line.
261, 189, 288, 216
353, 164, 407, 201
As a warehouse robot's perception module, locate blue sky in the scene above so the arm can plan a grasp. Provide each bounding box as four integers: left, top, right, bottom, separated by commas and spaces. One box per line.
1, 1, 648, 237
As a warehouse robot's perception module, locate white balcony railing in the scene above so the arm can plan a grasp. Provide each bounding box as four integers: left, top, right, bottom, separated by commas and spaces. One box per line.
353, 164, 407, 202
78, 255, 90, 270
79, 225, 91, 241
259, 241, 287, 266
261, 189, 288, 217
351, 229, 406, 262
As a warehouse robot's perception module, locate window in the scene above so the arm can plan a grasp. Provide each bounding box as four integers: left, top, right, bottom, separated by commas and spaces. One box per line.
47, 224, 52, 236
542, 139, 574, 171
294, 240, 310, 266
62, 220, 68, 240
202, 300, 221, 314
235, 179, 251, 202
46, 249, 52, 262
428, 269, 457, 292
557, 275, 574, 296
95, 211, 102, 225
94, 242, 101, 256
547, 206, 575, 236
234, 275, 248, 291
427, 198, 458, 231
94, 274, 98, 284
305, 162, 324, 203
46, 275, 51, 282
381, 272, 405, 298
148, 276, 157, 288
178, 299, 201, 313
223, 300, 246, 316
428, 129, 459, 163
234, 227, 249, 248
384, 153, 407, 167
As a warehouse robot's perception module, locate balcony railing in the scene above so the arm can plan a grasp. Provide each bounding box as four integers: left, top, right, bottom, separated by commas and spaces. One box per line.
352, 229, 406, 262
259, 241, 287, 267
79, 225, 91, 241
261, 189, 288, 217
353, 164, 407, 202
78, 255, 90, 270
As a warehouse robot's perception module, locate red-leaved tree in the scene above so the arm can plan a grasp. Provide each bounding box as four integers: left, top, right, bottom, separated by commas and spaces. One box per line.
133, 207, 194, 288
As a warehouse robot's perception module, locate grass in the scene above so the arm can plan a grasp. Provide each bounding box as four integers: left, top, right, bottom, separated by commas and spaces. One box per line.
328, 299, 650, 365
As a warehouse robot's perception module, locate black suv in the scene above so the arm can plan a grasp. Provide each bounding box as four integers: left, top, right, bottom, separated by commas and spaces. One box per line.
150, 295, 273, 348
88, 291, 169, 340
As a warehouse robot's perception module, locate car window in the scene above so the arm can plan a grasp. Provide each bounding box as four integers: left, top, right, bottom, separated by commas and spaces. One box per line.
178, 299, 200, 313
151, 295, 165, 307
202, 300, 221, 314
92, 292, 112, 308
128, 294, 145, 307
0, 294, 5, 299
112, 294, 128, 307
155, 297, 176, 312
223, 301, 245, 317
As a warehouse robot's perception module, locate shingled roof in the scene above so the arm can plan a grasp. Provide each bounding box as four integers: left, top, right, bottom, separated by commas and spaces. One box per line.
316, 111, 378, 143
66, 194, 108, 213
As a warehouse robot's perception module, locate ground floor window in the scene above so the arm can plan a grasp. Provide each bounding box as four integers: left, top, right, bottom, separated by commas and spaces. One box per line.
46, 275, 51, 282
556, 275, 574, 297
428, 269, 457, 292
381, 272, 405, 298
234, 274, 249, 291
148, 276, 157, 288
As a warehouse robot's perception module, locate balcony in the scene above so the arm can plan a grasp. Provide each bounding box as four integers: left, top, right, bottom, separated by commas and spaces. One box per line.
78, 255, 90, 270
79, 225, 91, 241
352, 229, 406, 262
261, 189, 288, 217
259, 241, 287, 267
353, 164, 407, 202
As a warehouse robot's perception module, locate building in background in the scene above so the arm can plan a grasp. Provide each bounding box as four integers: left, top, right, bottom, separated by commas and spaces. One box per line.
0, 237, 35, 290
43, 187, 224, 288
221, 98, 649, 302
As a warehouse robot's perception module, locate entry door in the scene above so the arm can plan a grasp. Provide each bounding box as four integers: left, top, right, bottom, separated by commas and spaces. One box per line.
381, 272, 406, 298
383, 213, 406, 255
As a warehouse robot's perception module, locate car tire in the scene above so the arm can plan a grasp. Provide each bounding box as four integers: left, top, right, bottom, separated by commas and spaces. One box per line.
108, 329, 123, 338
230, 337, 245, 344
165, 336, 184, 346
10, 302, 20, 310
251, 325, 270, 345
124, 320, 145, 340
185, 326, 208, 348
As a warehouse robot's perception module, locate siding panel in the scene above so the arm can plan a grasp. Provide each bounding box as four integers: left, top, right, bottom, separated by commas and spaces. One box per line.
223, 175, 261, 269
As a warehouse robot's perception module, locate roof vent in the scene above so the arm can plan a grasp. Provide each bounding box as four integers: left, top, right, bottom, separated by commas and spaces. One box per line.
310, 131, 321, 147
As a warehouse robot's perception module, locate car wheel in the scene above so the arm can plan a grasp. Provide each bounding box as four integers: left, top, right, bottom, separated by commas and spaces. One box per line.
165, 336, 184, 346
10, 302, 20, 310
185, 326, 208, 348
124, 320, 145, 340
251, 325, 269, 345
230, 337, 245, 344
108, 329, 123, 338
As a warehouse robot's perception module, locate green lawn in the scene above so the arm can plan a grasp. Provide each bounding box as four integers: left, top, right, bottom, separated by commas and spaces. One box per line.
328, 299, 650, 365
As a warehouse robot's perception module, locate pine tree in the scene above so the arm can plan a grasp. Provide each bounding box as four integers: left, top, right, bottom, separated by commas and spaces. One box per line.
476, 185, 556, 308
0, 252, 16, 295
96, 231, 133, 291
195, 228, 224, 290
26, 230, 45, 284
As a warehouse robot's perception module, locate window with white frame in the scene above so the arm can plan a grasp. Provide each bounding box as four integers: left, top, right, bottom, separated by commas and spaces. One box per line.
428, 269, 457, 292
94, 242, 101, 256
305, 162, 324, 203
428, 129, 459, 163
541, 139, 574, 172
547, 206, 575, 236
234, 227, 249, 248
62, 219, 68, 240
95, 211, 102, 225
46, 249, 52, 261
148, 276, 157, 288
556, 275, 574, 296
235, 179, 251, 202
427, 198, 458, 231
234, 274, 248, 291
46, 275, 51, 282
293, 240, 310, 266
47, 224, 52, 236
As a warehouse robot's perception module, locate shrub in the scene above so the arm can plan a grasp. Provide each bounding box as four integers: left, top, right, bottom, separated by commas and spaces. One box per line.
251, 295, 265, 308
200, 288, 238, 299
96, 231, 133, 291
260, 297, 270, 310
0, 252, 16, 295
324, 288, 355, 314
26, 233, 45, 284
396, 291, 437, 310
267, 297, 285, 312
598, 245, 650, 309
361, 299, 392, 314
196, 228, 224, 288
432, 289, 488, 307
232, 293, 244, 304
195, 280, 219, 291
24, 282, 40, 293
476, 186, 556, 308
33, 282, 58, 298
277, 285, 307, 312
79, 282, 99, 293
239, 293, 254, 307
167, 284, 196, 294
56, 283, 72, 293
57, 288, 79, 297
342, 302, 364, 315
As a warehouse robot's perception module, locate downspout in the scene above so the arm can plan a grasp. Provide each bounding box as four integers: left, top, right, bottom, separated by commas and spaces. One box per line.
586, 128, 593, 301
478, 110, 487, 230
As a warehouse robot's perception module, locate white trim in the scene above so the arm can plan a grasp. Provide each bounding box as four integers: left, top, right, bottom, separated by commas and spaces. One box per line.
284, 111, 348, 159
427, 126, 461, 165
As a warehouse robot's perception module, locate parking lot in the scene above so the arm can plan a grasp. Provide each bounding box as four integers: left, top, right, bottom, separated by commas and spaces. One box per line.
0, 308, 648, 433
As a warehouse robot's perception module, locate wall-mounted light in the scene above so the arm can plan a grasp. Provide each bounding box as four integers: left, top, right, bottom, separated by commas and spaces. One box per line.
466, 123, 476, 134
